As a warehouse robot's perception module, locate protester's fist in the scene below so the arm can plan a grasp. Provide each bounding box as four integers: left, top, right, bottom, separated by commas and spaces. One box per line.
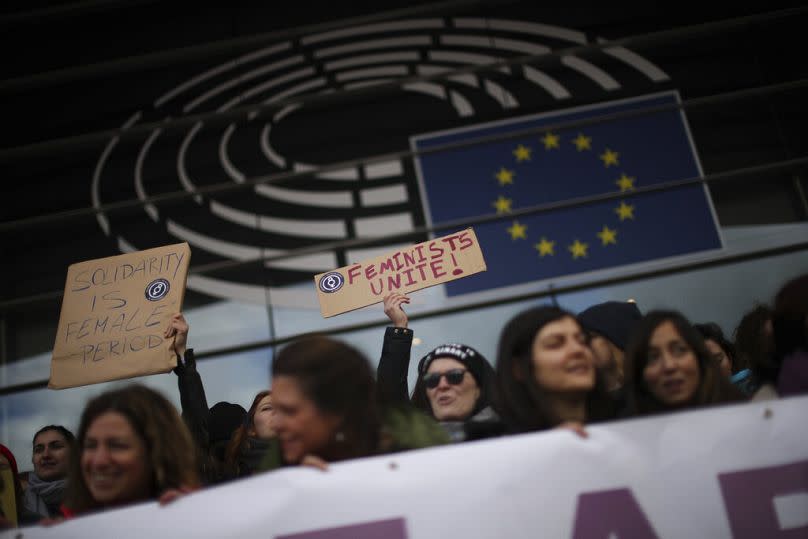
555, 421, 588, 439
165, 312, 189, 358
300, 454, 329, 471
158, 485, 198, 506
383, 293, 410, 328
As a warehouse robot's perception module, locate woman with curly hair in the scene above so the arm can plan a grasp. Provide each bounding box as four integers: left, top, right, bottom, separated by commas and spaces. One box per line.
63, 384, 199, 516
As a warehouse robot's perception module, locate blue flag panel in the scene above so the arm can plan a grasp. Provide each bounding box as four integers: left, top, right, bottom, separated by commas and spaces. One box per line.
412, 92, 722, 296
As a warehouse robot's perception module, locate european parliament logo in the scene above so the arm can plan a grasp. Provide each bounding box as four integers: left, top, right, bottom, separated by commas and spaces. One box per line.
412, 92, 723, 297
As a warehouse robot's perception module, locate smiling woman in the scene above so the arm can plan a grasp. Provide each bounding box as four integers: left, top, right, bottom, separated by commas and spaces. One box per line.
495, 306, 615, 433
411, 343, 494, 420
624, 311, 744, 416
377, 293, 499, 442
23, 425, 75, 519
63, 385, 199, 516
271, 337, 383, 465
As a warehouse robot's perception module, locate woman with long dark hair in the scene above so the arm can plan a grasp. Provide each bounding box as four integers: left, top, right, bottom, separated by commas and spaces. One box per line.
495, 305, 614, 433
625, 311, 743, 416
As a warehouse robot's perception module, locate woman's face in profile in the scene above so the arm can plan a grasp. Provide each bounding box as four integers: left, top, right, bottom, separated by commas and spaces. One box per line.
250, 394, 276, 439
270, 376, 341, 464
704, 338, 732, 378
530, 316, 595, 395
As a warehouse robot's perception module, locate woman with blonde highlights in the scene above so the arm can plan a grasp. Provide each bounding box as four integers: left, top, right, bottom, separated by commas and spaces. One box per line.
64, 384, 199, 516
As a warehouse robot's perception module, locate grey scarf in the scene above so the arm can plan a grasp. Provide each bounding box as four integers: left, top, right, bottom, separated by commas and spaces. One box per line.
23, 473, 67, 518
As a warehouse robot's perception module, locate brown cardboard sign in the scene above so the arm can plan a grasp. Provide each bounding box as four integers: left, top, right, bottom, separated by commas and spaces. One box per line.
314, 228, 486, 318
49, 243, 191, 389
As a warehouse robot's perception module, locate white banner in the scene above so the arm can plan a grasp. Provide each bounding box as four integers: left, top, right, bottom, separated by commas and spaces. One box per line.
10, 396, 808, 539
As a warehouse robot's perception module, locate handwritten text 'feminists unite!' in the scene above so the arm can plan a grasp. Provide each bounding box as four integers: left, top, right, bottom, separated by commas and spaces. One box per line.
345, 230, 476, 296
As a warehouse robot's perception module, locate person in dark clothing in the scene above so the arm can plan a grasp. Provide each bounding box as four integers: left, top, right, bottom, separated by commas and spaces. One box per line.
376, 293, 501, 441
23, 425, 75, 519
577, 301, 642, 394
733, 304, 774, 398
496, 305, 615, 434
624, 310, 744, 416
411, 344, 499, 441
166, 312, 246, 484
771, 274, 808, 396
206, 402, 247, 470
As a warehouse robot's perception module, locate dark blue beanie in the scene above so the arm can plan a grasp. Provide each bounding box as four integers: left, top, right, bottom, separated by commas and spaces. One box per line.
578, 301, 642, 351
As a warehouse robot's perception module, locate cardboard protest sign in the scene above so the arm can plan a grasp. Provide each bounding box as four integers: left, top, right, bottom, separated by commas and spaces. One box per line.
0, 467, 18, 527
49, 243, 191, 389
314, 228, 486, 318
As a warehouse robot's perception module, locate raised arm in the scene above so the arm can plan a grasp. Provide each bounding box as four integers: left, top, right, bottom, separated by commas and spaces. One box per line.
376, 293, 413, 404
167, 313, 210, 450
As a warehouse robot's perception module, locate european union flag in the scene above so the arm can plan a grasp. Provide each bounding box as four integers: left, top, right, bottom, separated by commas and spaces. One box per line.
412, 92, 723, 297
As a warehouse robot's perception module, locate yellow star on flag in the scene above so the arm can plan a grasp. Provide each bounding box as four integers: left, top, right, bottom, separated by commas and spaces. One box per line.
534, 237, 555, 256
541, 132, 560, 150
507, 220, 527, 240
569, 240, 588, 259
597, 225, 618, 245
495, 167, 515, 186
615, 201, 635, 221
600, 149, 619, 167
615, 173, 636, 192
513, 144, 532, 162
572, 133, 592, 151
492, 195, 513, 214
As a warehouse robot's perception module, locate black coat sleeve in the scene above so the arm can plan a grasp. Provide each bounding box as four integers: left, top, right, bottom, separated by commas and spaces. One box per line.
376, 326, 414, 404
173, 348, 211, 451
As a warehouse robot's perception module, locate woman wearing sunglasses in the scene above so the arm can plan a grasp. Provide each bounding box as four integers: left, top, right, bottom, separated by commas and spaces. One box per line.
377, 293, 499, 441
496, 305, 615, 433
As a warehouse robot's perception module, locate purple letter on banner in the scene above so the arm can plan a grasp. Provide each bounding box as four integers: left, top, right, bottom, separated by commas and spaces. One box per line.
276, 518, 407, 539
572, 488, 660, 539
719, 459, 808, 538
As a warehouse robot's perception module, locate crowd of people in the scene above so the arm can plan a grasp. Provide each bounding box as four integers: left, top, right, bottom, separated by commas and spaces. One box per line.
0, 272, 806, 529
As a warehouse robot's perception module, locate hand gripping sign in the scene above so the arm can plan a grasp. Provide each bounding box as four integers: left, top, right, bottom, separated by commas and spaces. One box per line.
314, 228, 487, 318
49, 243, 191, 389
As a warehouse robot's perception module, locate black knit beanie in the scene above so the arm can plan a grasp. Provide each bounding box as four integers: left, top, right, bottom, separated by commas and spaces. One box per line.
418, 343, 490, 388
208, 401, 247, 444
